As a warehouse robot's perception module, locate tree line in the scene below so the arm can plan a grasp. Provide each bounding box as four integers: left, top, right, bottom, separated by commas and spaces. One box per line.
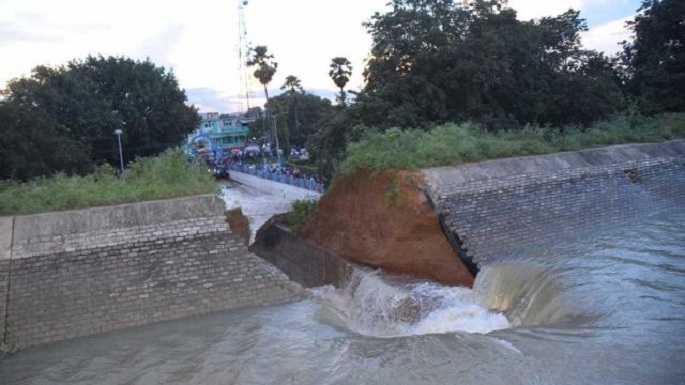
0, 56, 199, 180
248, 0, 684, 179
1, 0, 682, 181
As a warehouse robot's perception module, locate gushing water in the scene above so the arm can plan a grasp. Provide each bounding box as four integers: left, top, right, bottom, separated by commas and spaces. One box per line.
312, 270, 510, 337
1, 210, 683, 385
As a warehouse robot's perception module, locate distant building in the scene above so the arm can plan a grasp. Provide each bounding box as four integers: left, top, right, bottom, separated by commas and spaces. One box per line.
185, 111, 254, 158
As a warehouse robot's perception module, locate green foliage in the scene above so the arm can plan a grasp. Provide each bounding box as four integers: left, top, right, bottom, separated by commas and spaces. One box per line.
281, 75, 303, 94
247, 45, 278, 90
0, 102, 92, 180
329, 57, 352, 105
385, 174, 404, 205
621, 0, 685, 114
287, 198, 319, 230
0, 55, 199, 180
307, 107, 351, 180
359, 1, 623, 130
287, 159, 317, 174
259, 92, 332, 148
0, 149, 216, 215
338, 113, 685, 176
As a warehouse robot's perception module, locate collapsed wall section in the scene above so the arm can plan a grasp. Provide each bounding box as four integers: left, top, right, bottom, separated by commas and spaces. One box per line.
2, 195, 302, 350
250, 216, 355, 288
423, 140, 685, 266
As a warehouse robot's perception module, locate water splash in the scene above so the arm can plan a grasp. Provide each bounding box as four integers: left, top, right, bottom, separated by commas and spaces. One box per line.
474, 262, 579, 327
311, 270, 510, 337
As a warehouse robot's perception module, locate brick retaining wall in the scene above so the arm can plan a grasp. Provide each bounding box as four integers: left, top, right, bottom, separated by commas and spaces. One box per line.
0, 195, 302, 350
423, 140, 685, 267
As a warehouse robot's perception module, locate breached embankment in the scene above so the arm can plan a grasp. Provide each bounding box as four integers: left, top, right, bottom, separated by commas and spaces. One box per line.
298, 170, 475, 287
294, 140, 685, 287
423, 139, 685, 267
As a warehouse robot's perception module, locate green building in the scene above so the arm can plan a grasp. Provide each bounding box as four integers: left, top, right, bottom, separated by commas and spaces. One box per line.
186, 112, 251, 157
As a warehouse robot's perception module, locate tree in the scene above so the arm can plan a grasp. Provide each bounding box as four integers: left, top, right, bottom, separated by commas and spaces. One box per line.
622, 0, 685, 113
1, 55, 199, 179
0, 102, 90, 180
281, 76, 305, 147
329, 57, 353, 105
247, 45, 278, 106
307, 108, 350, 181
247, 45, 279, 152
257, 92, 332, 148
281, 75, 303, 94
358, 0, 622, 129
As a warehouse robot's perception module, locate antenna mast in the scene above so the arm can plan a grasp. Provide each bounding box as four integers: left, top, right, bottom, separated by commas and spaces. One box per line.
237, 0, 252, 113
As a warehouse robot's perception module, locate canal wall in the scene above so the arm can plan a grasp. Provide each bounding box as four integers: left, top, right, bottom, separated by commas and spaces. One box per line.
423, 140, 685, 267
0, 195, 302, 350
229, 170, 321, 201
250, 215, 356, 288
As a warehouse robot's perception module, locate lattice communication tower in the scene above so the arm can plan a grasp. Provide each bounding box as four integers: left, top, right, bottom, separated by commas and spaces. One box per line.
237, 0, 253, 113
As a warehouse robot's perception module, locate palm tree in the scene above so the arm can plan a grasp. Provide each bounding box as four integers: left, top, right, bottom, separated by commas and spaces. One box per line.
247, 45, 279, 157
247, 45, 278, 104
281, 76, 304, 147
281, 75, 303, 95
329, 57, 352, 105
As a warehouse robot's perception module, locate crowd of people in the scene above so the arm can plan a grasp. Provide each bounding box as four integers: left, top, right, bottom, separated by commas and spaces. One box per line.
194, 149, 326, 192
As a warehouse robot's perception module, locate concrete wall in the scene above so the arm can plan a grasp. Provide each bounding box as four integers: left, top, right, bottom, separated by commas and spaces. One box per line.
0, 217, 12, 344
250, 216, 355, 288
423, 140, 685, 267
0, 195, 302, 349
229, 170, 321, 201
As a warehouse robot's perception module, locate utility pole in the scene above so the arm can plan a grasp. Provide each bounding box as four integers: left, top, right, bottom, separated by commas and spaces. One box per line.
114, 128, 124, 174
272, 113, 281, 167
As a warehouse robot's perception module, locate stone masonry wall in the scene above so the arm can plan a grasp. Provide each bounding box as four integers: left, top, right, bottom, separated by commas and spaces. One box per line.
423, 141, 685, 267
0, 217, 14, 347
250, 216, 355, 288
1, 195, 302, 350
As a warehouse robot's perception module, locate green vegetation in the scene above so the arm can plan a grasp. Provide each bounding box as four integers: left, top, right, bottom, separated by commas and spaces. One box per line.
1, 0, 682, 211
287, 159, 317, 174
0, 55, 199, 181
622, 0, 684, 114
338, 113, 685, 176
299, 0, 684, 182
0, 150, 216, 215
287, 198, 319, 230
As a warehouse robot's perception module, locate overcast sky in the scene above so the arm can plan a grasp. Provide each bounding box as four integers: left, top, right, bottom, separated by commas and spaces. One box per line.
1, 0, 639, 113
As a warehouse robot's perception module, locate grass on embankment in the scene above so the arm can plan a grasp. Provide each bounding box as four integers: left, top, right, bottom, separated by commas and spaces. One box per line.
0, 149, 217, 215
338, 113, 685, 176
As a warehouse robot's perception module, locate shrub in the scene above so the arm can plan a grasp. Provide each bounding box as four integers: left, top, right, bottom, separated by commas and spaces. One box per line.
0, 149, 216, 215
337, 113, 685, 178
287, 198, 319, 230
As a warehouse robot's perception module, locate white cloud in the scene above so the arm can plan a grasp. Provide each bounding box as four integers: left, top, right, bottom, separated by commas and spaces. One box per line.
1, 0, 636, 113
581, 17, 632, 55
238, 0, 388, 101
508, 0, 584, 20
507, 1, 633, 56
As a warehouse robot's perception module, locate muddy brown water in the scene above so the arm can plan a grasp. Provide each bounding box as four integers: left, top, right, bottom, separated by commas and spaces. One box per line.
1, 208, 683, 384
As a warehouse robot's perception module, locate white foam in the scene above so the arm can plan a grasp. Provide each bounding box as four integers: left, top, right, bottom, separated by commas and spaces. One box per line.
314, 271, 511, 337
411, 303, 510, 335
491, 338, 522, 354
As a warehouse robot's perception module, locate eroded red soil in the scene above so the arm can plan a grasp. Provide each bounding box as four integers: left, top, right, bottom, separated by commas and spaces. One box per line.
299, 170, 474, 287
226, 208, 250, 246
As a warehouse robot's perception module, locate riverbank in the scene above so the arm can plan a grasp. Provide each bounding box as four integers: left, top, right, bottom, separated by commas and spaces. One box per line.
296, 140, 685, 287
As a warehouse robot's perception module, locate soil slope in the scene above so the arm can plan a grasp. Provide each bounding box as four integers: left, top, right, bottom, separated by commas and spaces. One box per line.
226, 208, 250, 246
299, 170, 474, 287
